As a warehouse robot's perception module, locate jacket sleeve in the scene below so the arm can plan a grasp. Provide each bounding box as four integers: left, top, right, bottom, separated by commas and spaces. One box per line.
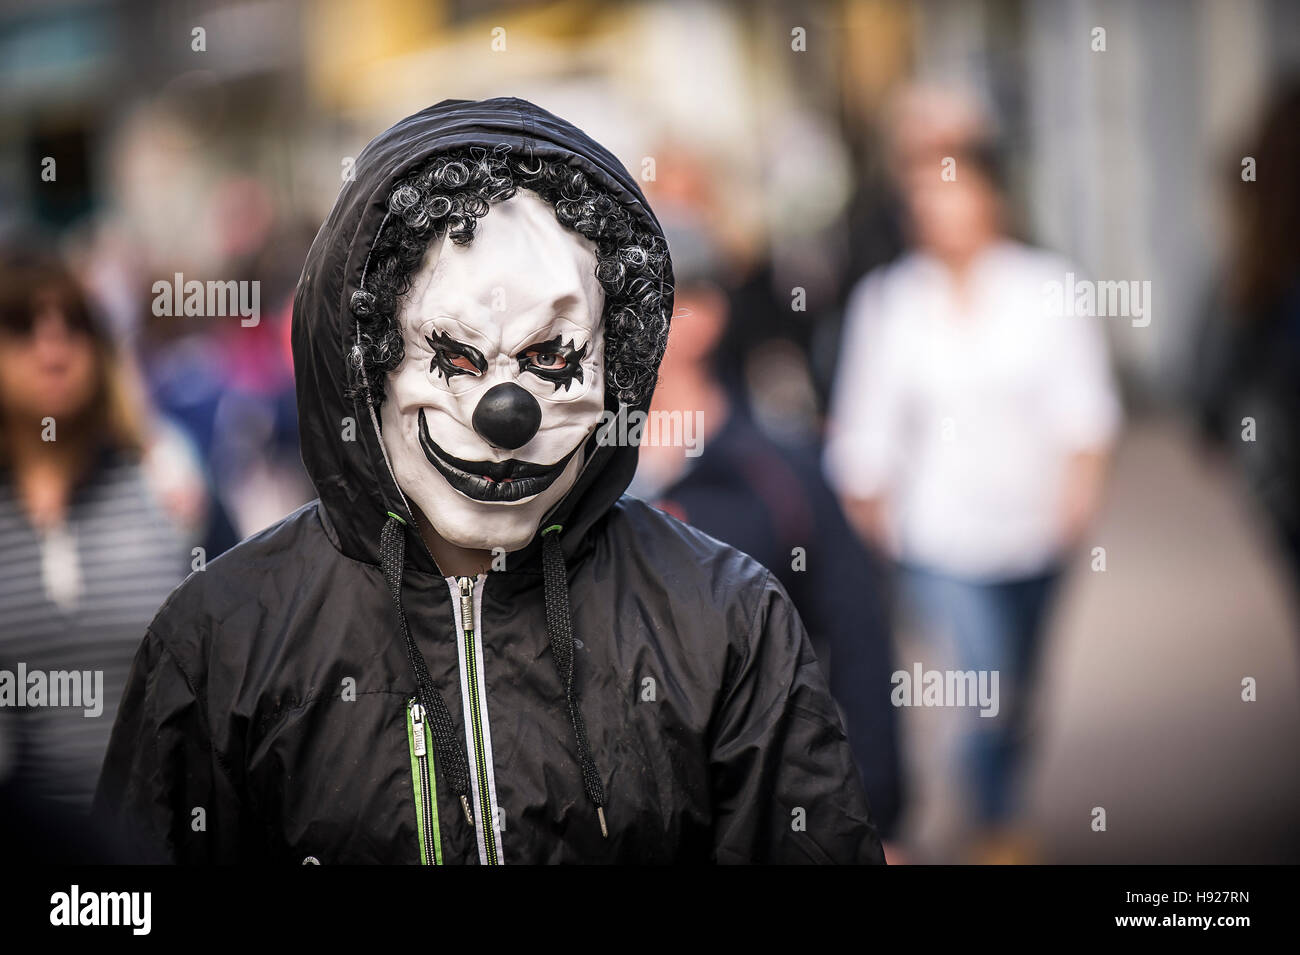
92, 627, 244, 863
709, 570, 887, 864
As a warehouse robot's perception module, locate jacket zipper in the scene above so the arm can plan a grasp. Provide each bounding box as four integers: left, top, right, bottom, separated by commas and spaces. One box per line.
406, 698, 443, 865
458, 574, 500, 866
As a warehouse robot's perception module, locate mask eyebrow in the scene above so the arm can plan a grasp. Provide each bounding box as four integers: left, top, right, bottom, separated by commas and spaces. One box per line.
504, 308, 598, 357
497, 283, 594, 346
516, 333, 588, 357
506, 288, 585, 318
420, 313, 493, 350
549, 291, 583, 312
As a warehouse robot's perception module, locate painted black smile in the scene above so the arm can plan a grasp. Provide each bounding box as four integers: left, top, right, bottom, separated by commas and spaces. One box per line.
418, 410, 580, 503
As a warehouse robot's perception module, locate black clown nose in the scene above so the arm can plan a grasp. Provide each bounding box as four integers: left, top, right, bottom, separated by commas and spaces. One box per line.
472, 382, 542, 450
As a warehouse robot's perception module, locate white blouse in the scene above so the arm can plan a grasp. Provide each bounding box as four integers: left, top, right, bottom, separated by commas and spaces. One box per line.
825, 240, 1123, 580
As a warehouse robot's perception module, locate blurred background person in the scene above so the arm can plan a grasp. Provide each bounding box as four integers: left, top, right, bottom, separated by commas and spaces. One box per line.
130, 170, 315, 552
634, 213, 904, 849
0, 244, 194, 817
824, 86, 1123, 862
1189, 79, 1300, 609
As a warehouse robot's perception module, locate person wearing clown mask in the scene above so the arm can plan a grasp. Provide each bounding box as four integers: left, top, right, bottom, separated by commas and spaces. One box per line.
95, 98, 885, 866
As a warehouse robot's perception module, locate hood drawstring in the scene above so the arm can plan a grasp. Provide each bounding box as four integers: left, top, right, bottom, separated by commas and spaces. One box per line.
540, 524, 608, 837
379, 513, 476, 829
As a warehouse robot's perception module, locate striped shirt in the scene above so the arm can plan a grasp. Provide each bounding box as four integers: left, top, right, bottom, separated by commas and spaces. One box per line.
0, 451, 189, 816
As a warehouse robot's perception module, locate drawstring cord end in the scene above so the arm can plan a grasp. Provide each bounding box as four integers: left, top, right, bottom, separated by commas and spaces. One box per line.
596, 805, 608, 838
460, 794, 475, 827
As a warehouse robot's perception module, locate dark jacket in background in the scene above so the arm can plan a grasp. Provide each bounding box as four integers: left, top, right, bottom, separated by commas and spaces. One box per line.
654, 408, 903, 836
1190, 280, 1300, 590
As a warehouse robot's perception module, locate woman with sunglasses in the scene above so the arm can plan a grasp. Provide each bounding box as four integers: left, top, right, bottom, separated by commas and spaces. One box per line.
0, 246, 191, 822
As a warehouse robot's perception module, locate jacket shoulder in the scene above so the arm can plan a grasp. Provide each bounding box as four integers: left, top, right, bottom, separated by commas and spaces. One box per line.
602, 495, 778, 609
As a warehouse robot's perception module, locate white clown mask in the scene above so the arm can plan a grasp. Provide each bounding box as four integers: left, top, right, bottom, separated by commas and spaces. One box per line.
380, 189, 606, 553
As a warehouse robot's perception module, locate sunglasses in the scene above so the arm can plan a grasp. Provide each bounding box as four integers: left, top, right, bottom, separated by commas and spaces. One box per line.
0, 296, 96, 340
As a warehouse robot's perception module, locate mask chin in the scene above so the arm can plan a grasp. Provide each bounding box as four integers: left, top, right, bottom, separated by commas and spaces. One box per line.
426, 441, 588, 553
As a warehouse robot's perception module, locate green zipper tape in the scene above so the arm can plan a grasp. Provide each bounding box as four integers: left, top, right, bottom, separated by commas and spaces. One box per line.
406, 701, 443, 865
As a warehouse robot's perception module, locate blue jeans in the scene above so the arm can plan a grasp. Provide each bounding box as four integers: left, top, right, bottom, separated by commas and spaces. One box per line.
903, 564, 1061, 826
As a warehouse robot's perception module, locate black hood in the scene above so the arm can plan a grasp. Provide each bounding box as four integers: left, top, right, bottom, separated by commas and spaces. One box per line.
291, 97, 674, 572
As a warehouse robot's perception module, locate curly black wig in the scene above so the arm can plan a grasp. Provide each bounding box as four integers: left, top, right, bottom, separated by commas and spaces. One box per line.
347, 145, 672, 409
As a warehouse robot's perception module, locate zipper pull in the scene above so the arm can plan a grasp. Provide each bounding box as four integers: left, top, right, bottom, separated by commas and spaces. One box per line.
410, 701, 426, 758
460, 794, 474, 827
457, 576, 475, 633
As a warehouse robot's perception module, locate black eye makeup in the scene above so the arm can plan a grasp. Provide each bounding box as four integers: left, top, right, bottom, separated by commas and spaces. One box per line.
426, 329, 487, 380
516, 335, 587, 392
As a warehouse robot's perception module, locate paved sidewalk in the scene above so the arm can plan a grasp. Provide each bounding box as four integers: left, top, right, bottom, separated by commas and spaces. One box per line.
894, 415, 1300, 862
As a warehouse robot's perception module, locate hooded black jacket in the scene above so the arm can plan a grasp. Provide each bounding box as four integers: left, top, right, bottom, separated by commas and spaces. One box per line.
93, 97, 886, 865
